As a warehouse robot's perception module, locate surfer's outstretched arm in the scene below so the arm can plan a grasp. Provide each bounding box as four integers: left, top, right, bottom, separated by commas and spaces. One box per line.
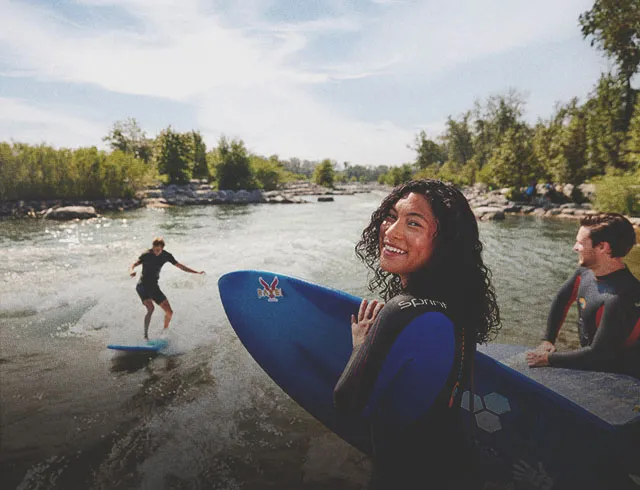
129, 259, 141, 277
174, 263, 205, 274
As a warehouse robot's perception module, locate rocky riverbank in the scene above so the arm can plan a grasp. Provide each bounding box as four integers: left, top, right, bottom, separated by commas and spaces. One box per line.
0, 181, 384, 220
1, 180, 638, 229
463, 183, 640, 229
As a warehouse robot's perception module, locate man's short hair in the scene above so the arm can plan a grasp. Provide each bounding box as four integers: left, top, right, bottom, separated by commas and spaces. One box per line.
580, 213, 636, 258
152, 237, 165, 248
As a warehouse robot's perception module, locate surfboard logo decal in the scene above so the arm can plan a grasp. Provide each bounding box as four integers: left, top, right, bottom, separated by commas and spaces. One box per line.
257, 276, 282, 302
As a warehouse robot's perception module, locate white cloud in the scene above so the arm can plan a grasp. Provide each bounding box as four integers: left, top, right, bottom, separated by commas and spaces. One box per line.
196, 83, 421, 165
0, 97, 106, 148
346, 0, 595, 78
0, 0, 597, 165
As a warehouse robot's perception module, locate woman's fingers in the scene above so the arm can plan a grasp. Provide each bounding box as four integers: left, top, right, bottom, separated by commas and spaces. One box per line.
357, 299, 384, 323
358, 299, 368, 321
365, 299, 378, 319
372, 301, 384, 319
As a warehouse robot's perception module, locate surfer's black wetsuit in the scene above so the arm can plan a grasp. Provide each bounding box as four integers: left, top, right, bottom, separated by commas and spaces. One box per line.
334, 294, 473, 490
136, 249, 177, 304
544, 266, 640, 377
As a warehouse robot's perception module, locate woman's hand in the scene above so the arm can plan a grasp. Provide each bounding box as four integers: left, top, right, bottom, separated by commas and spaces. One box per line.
351, 299, 384, 348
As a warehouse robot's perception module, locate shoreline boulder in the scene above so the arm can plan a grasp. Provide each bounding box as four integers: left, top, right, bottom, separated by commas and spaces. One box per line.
44, 206, 98, 220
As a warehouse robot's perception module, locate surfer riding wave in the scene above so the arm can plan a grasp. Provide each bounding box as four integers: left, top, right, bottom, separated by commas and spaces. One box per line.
129, 237, 205, 339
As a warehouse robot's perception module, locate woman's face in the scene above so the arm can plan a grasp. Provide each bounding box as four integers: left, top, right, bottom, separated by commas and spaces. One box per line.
379, 192, 438, 286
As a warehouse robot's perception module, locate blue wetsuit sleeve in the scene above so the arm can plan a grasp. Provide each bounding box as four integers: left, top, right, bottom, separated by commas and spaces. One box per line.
334, 303, 398, 416
548, 294, 637, 370
362, 312, 456, 422
543, 269, 581, 343
333, 296, 456, 417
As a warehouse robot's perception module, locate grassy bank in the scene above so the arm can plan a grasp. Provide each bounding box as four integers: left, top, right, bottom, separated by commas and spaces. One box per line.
0, 143, 157, 201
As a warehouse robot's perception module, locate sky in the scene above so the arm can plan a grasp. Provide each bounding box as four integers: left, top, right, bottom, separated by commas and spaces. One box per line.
0, 0, 611, 166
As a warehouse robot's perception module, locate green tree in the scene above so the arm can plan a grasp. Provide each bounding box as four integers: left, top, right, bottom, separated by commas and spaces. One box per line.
580, 0, 640, 130
535, 100, 589, 184
103, 117, 153, 163
0, 142, 15, 200
314, 159, 335, 187
443, 112, 474, 166
622, 97, 640, 170
382, 164, 414, 186
584, 74, 628, 172
593, 168, 640, 215
412, 130, 446, 169
532, 120, 557, 180
190, 130, 208, 180
484, 127, 539, 188
560, 107, 589, 183
211, 136, 256, 190
155, 127, 194, 184
252, 155, 284, 191
471, 90, 527, 169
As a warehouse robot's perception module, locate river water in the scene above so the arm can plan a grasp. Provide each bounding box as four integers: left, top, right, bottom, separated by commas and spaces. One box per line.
1, 192, 639, 490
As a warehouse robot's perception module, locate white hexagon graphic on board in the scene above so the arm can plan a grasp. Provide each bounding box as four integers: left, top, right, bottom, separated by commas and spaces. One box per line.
475, 410, 502, 433
461, 390, 512, 434
461, 391, 484, 413
483, 392, 511, 415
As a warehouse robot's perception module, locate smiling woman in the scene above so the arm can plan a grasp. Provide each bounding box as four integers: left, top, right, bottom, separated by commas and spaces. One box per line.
334, 179, 501, 489
378, 192, 438, 285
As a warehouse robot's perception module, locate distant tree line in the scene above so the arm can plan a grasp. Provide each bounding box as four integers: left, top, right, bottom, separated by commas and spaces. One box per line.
0, 1, 637, 214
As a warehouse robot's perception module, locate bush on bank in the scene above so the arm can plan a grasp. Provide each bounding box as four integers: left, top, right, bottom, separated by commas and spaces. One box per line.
593, 169, 640, 216
0, 143, 157, 201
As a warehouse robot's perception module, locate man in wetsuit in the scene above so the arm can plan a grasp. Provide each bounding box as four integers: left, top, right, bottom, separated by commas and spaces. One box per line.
527, 213, 640, 377
129, 237, 204, 339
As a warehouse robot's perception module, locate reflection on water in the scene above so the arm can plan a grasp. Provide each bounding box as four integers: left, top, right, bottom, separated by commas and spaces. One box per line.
109, 349, 181, 374
110, 351, 160, 373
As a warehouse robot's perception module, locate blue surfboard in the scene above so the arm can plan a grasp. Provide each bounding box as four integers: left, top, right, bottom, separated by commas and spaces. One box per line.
107, 338, 168, 352
218, 270, 640, 489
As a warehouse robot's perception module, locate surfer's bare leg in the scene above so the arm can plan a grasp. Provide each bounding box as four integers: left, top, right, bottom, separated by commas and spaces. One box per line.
143, 299, 154, 339
159, 299, 173, 330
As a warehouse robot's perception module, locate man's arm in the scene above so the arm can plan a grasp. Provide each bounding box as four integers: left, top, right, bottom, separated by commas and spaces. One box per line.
129, 259, 141, 277
528, 270, 582, 366
547, 295, 638, 371
174, 263, 205, 274
540, 269, 583, 348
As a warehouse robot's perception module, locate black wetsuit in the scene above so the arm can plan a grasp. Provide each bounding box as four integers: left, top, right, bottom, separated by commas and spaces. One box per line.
136, 249, 177, 304
544, 266, 640, 377
334, 295, 472, 490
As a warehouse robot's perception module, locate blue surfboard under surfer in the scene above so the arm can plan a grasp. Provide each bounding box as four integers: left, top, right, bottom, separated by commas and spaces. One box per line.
129, 237, 204, 339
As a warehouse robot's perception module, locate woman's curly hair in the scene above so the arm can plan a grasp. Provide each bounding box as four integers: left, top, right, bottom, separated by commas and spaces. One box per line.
356, 179, 501, 344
